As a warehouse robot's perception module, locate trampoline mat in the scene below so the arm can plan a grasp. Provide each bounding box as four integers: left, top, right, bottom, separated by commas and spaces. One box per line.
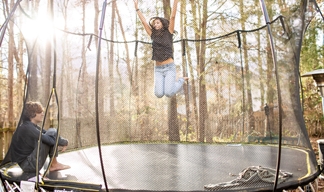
1, 144, 317, 191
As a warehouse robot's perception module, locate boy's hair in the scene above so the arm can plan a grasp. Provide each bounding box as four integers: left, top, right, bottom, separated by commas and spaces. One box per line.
22, 101, 44, 121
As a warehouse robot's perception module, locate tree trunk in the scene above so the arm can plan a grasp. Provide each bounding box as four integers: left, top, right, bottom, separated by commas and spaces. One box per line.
108, 1, 116, 116
8, 0, 15, 128
189, 0, 201, 141
198, 0, 208, 142
239, 0, 254, 134
180, 0, 192, 141
163, 0, 180, 142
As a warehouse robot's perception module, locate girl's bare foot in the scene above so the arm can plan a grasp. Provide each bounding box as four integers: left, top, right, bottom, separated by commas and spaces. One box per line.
49, 162, 71, 172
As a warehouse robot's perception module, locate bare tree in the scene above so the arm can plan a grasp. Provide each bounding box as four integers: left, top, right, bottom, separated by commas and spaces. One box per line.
239, 0, 254, 134
7, 0, 15, 128
188, 0, 209, 142
162, 0, 180, 141
108, 0, 116, 116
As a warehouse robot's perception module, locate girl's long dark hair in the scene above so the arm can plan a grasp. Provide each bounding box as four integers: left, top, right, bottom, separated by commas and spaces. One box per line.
149, 17, 178, 38
149, 17, 169, 30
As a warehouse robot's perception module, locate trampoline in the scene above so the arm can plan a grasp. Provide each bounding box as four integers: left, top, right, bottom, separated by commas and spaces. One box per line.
49, 144, 317, 191
0, 0, 323, 191
0, 143, 318, 191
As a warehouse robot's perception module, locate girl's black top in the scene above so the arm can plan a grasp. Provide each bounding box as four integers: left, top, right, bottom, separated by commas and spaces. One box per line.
151, 29, 173, 62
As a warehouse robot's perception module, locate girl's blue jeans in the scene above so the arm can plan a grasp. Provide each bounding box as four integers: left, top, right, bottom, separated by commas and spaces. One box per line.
154, 63, 185, 98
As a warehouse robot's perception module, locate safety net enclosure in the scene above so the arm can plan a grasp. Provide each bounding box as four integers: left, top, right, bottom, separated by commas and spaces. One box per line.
0, 0, 322, 191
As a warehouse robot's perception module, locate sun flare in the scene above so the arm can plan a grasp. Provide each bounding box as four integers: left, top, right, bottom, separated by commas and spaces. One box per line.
22, 16, 61, 43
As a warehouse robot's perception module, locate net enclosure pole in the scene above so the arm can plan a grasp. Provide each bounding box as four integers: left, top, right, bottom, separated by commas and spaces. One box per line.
259, 0, 284, 191
95, 0, 109, 190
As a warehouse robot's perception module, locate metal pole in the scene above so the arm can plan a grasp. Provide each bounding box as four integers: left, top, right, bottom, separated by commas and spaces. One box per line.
0, 0, 23, 47
259, 0, 283, 191
95, 1, 109, 191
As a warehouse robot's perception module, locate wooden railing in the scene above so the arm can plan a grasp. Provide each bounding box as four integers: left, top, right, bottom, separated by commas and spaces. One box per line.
0, 122, 16, 161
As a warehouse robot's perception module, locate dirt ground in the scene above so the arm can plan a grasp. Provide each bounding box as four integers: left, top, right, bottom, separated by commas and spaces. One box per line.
310, 137, 324, 192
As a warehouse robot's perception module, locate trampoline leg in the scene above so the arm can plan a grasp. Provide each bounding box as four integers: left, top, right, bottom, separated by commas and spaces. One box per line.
4, 180, 21, 192
309, 179, 318, 192
317, 139, 324, 173
297, 186, 305, 192
295, 180, 318, 192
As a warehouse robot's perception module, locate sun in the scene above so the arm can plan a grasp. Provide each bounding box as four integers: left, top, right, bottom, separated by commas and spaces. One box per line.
21, 15, 61, 44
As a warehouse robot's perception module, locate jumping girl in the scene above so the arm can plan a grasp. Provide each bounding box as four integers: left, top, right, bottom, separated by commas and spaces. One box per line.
134, 0, 188, 98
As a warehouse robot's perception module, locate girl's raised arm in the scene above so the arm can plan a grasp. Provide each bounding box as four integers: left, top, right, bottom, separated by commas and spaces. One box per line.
168, 0, 178, 34
134, 0, 152, 36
